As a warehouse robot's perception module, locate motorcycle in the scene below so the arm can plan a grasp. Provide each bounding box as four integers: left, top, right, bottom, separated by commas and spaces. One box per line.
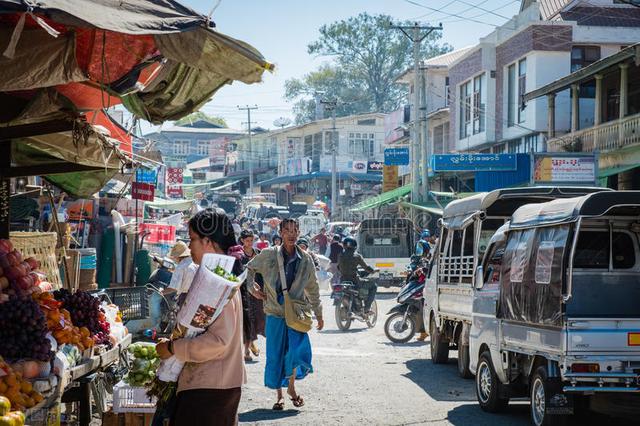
384, 268, 426, 343
332, 269, 378, 331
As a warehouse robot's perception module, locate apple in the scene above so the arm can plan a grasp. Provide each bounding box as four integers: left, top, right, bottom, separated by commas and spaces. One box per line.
0, 239, 13, 255
25, 257, 38, 270
0, 277, 8, 289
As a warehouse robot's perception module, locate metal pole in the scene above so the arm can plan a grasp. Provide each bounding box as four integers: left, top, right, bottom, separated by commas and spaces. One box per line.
411, 25, 420, 205
421, 65, 431, 204
238, 105, 258, 194
331, 107, 337, 220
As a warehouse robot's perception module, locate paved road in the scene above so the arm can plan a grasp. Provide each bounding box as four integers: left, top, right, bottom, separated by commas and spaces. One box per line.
238, 289, 531, 425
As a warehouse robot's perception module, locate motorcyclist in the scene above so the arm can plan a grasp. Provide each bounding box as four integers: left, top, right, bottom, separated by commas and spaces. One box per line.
337, 237, 377, 314
415, 230, 431, 259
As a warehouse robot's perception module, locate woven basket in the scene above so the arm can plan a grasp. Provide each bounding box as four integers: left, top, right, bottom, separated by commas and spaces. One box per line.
10, 232, 62, 289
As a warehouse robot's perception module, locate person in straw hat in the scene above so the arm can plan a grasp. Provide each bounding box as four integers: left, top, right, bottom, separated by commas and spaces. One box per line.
167, 240, 197, 295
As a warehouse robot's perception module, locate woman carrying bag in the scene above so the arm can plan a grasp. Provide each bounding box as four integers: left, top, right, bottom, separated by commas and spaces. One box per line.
155, 209, 246, 426
246, 218, 323, 410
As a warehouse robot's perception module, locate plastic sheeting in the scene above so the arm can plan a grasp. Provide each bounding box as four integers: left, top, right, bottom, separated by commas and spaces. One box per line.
498, 225, 570, 326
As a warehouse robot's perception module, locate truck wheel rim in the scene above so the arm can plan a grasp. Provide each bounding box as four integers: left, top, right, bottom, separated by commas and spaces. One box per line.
532, 378, 545, 426
477, 361, 492, 403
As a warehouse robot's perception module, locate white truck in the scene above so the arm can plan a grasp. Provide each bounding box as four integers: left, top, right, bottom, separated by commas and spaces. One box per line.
470, 191, 640, 426
424, 187, 608, 378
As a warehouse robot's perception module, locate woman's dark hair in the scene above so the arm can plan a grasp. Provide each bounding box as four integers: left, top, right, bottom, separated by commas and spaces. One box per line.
239, 230, 253, 243
189, 208, 237, 252
272, 234, 282, 244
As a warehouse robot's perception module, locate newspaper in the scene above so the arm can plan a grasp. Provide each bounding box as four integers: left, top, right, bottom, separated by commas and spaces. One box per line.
156, 253, 243, 382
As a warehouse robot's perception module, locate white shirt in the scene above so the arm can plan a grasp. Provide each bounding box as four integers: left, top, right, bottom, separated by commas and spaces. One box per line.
169, 257, 198, 295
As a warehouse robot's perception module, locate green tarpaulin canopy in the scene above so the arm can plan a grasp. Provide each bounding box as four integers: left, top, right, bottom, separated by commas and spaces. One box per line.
146, 198, 194, 211
350, 184, 411, 212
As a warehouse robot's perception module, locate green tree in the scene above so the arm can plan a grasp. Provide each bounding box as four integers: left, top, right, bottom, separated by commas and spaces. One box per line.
175, 112, 227, 127
286, 13, 451, 124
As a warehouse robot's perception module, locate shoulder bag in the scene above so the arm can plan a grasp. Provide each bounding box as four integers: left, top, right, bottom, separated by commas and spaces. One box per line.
277, 247, 313, 333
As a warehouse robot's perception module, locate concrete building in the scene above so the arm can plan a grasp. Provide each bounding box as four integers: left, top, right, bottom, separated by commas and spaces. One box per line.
444, 0, 640, 190
233, 113, 386, 210
144, 119, 244, 168
525, 43, 640, 189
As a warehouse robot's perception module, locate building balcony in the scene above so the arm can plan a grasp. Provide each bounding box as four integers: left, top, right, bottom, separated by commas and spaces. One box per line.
547, 112, 640, 153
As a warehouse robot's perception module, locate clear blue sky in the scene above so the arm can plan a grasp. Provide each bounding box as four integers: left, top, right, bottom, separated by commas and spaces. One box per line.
146, 0, 522, 132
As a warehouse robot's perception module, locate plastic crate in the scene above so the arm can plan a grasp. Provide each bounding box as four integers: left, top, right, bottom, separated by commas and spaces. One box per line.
92, 286, 149, 321
112, 381, 157, 413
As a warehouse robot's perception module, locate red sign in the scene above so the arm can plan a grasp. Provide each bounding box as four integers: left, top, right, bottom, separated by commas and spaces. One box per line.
166, 167, 184, 198
139, 224, 176, 245
131, 182, 155, 201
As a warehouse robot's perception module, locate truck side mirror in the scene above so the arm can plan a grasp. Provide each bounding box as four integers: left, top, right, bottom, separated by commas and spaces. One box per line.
474, 265, 484, 289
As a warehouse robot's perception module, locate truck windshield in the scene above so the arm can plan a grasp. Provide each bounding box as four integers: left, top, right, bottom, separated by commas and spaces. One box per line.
568, 229, 640, 318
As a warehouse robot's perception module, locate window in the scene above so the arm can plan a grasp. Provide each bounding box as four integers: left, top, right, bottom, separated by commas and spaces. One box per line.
493, 144, 506, 154
534, 241, 555, 284
573, 230, 636, 269
510, 242, 528, 283
507, 64, 516, 127
473, 74, 485, 134
173, 140, 189, 155
571, 46, 601, 72
196, 140, 211, 156
357, 118, 376, 126
445, 76, 450, 107
348, 132, 376, 157
459, 81, 472, 138
518, 58, 526, 123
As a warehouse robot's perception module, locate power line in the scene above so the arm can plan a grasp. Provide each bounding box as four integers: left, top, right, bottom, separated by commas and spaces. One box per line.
402, 0, 502, 26
238, 105, 258, 194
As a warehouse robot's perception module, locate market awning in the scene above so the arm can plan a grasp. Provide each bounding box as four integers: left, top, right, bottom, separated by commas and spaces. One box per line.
210, 180, 241, 191
350, 184, 411, 212
399, 202, 443, 216
145, 198, 194, 211
258, 172, 383, 187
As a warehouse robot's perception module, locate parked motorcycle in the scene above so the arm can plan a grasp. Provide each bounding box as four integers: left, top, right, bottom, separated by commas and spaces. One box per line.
332, 269, 378, 331
384, 268, 426, 343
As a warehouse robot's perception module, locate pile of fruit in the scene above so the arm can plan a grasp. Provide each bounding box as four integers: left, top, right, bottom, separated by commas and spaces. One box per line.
0, 357, 43, 413
53, 289, 112, 348
0, 396, 25, 426
0, 297, 52, 362
0, 239, 49, 302
34, 293, 94, 351
123, 343, 159, 388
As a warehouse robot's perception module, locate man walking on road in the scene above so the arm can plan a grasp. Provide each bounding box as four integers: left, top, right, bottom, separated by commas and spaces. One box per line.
311, 228, 329, 255
246, 218, 323, 411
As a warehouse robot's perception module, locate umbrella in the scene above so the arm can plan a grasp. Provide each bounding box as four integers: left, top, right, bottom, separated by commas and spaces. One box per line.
267, 217, 281, 228
313, 201, 326, 208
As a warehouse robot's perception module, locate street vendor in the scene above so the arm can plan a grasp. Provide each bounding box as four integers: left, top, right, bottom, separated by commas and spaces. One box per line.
155, 209, 245, 426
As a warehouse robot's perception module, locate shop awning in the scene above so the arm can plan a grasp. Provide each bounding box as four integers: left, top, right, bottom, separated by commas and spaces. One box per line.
598, 163, 640, 178
145, 198, 194, 211
211, 180, 241, 191
258, 172, 383, 187
350, 184, 411, 212
399, 202, 443, 216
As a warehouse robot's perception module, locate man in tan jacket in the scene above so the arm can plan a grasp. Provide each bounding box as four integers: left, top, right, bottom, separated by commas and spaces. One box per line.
246, 218, 323, 410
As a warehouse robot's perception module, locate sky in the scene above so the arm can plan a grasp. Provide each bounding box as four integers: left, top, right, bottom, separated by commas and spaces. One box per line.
141, 0, 522, 134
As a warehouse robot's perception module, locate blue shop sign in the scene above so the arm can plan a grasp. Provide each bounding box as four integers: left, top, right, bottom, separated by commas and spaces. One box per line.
432, 153, 517, 172
136, 169, 157, 184
384, 147, 410, 166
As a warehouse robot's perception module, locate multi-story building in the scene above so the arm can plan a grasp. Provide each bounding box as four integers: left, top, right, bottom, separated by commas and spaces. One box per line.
525, 43, 640, 189
143, 119, 244, 168
445, 0, 640, 189
232, 113, 386, 209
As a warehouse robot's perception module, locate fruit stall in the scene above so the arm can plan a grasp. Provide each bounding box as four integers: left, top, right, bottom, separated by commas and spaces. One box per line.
0, 236, 132, 426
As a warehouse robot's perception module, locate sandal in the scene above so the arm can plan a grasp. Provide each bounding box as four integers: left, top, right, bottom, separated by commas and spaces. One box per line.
289, 394, 304, 407
244, 354, 253, 362
272, 400, 284, 410
250, 342, 260, 357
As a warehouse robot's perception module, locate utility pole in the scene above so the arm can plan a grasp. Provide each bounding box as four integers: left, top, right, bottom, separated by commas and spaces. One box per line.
389, 22, 442, 206
321, 99, 338, 219
238, 105, 258, 194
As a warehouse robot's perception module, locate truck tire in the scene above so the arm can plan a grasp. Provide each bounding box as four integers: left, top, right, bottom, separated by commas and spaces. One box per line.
530, 366, 567, 426
457, 331, 473, 379
429, 317, 449, 364
476, 351, 509, 413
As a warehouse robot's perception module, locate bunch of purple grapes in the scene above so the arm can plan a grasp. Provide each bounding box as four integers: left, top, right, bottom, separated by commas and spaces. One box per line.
0, 296, 52, 361
54, 289, 103, 335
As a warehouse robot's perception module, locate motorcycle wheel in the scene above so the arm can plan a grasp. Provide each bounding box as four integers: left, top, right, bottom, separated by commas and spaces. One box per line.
335, 296, 352, 331
366, 300, 378, 328
384, 311, 415, 343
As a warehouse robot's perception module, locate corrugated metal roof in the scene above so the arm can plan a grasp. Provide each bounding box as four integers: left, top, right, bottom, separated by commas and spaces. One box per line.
423, 46, 475, 67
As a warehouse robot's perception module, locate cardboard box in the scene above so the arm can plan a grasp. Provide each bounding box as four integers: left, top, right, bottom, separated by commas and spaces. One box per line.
102, 411, 155, 426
